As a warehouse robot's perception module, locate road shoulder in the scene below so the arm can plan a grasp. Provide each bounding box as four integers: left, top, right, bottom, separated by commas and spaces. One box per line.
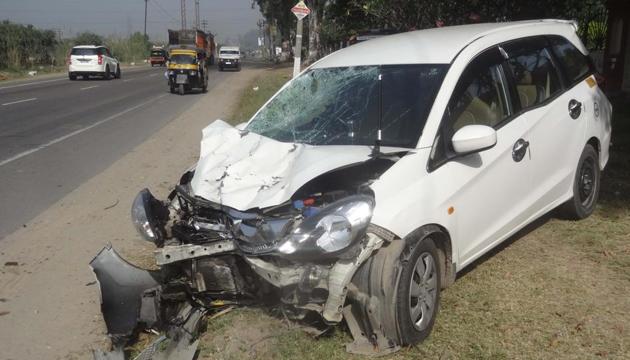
0, 65, 267, 360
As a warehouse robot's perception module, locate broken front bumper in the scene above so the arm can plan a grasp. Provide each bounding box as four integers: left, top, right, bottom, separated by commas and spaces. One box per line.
90, 231, 385, 351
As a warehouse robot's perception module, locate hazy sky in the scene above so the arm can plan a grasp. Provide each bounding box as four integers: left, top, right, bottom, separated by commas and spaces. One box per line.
0, 0, 262, 42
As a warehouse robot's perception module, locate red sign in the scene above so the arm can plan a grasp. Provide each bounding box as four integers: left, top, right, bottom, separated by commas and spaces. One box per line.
291, 1, 310, 20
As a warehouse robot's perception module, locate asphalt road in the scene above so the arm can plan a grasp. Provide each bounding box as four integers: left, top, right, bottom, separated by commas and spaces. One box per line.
0, 65, 232, 239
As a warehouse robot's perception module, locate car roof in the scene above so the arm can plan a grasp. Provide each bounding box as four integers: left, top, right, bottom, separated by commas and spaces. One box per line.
312, 19, 579, 68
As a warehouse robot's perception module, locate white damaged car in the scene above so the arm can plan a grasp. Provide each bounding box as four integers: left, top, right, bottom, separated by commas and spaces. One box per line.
91, 19, 611, 356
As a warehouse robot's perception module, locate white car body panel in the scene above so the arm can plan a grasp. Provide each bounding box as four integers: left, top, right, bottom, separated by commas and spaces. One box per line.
190, 120, 406, 211
190, 20, 611, 273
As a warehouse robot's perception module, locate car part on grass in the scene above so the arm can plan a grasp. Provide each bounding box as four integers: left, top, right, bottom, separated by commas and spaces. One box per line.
89, 245, 162, 346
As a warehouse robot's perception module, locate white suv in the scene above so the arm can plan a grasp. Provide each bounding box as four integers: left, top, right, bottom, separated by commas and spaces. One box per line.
92, 20, 612, 356
218, 46, 241, 71
68, 45, 120, 80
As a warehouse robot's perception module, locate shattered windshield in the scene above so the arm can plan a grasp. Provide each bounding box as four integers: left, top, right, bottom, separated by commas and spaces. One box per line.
247, 65, 447, 148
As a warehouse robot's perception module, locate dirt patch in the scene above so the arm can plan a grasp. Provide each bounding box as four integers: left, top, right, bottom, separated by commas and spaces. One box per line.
198, 308, 289, 360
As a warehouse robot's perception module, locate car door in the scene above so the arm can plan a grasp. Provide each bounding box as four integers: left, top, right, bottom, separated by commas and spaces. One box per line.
501, 36, 587, 213
428, 47, 537, 267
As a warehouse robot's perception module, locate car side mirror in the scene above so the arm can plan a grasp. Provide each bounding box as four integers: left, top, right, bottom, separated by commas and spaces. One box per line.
451, 125, 497, 155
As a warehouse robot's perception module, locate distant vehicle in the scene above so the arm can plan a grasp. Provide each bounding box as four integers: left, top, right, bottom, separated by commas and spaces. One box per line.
149, 48, 168, 67
68, 45, 120, 80
218, 46, 241, 71
168, 29, 216, 65
167, 48, 208, 95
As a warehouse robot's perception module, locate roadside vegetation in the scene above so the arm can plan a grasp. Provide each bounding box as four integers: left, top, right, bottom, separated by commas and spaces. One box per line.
229, 65, 292, 125
0, 20, 152, 80
192, 68, 630, 359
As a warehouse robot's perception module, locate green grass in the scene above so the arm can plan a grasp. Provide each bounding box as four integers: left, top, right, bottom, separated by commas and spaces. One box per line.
197, 84, 630, 358
228, 66, 292, 125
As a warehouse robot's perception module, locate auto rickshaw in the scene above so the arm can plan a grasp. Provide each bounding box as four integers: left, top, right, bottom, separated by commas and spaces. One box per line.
167, 48, 208, 95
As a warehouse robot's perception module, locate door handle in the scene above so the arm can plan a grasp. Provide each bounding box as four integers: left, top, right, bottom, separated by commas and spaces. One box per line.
512, 139, 529, 162
568, 99, 582, 119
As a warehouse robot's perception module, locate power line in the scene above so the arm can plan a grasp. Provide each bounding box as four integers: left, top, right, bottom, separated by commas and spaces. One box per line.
151, 0, 178, 24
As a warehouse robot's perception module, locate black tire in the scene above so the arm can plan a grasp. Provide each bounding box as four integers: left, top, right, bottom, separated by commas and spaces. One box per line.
178, 84, 185, 95
104, 65, 111, 80
115, 66, 121, 79
395, 237, 441, 345
69, 73, 76, 80
349, 229, 442, 348
559, 144, 600, 220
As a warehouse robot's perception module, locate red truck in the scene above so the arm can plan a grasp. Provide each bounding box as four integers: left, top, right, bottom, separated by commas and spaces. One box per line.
168, 29, 216, 65
149, 47, 168, 66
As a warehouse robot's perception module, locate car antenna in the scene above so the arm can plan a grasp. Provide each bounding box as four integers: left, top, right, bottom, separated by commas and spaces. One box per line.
371, 72, 383, 158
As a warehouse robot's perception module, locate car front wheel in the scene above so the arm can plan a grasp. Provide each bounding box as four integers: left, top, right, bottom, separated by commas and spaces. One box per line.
559, 144, 600, 219
348, 228, 442, 351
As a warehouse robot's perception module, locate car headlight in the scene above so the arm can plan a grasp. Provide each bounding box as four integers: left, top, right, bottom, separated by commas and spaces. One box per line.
276, 195, 374, 258
131, 189, 167, 245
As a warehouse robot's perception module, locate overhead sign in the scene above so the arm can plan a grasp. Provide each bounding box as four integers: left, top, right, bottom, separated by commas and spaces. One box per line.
291, 1, 310, 20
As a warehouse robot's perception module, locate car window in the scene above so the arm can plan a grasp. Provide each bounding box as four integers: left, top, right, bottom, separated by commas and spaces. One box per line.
503, 38, 562, 109
446, 48, 510, 134
548, 36, 591, 85
429, 48, 509, 169
71, 48, 98, 56
380, 66, 447, 147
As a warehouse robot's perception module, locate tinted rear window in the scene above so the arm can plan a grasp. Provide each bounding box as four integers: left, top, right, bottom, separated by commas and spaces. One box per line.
71, 48, 99, 56
151, 51, 164, 56
548, 36, 591, 85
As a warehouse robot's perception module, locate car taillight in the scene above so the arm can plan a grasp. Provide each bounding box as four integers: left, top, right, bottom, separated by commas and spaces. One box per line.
98, 54, 103, 65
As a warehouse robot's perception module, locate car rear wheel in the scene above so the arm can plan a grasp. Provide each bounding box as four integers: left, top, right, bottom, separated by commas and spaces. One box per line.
104, 65, 111, 80
115, 66, 121, 79
559, 144, 600, 220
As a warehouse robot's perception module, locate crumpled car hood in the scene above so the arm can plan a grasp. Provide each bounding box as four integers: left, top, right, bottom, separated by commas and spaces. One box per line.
190, 120, 375, 211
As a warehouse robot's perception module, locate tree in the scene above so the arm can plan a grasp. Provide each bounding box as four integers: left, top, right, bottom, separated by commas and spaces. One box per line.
74, 32, 104, 46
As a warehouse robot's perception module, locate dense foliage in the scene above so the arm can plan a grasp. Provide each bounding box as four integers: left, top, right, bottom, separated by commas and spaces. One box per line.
254, 0, 608, 62
0, 21, 152, 70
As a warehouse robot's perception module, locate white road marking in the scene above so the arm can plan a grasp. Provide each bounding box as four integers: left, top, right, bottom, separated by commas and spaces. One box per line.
0, 94, 168, 167
1, 98, 37, 106
0, 78, 66, 91
80, 85, 99, 91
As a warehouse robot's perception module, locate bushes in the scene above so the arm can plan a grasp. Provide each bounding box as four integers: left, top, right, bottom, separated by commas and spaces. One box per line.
0, 20, 57, 69
0, 20, 153, 71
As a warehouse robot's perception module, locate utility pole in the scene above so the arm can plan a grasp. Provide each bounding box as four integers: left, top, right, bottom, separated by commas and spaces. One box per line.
194, 0, 200, 30
201, 19, 208, 32
180, 0, 187, 30
290, 1, 310, 78
143, 0, 148, 38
